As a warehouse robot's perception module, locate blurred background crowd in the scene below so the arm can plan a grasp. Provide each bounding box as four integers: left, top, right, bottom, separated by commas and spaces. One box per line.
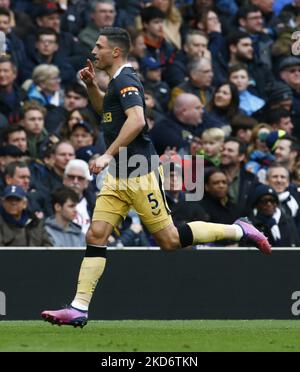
1, 0, 300, 248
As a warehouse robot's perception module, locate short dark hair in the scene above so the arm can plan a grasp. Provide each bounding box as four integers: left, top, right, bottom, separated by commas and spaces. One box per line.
0, 7, 11, 18
2, 124, 26, 143
141, 6, 166, 24
0, 55, 17, 73
36, 27, 59, 43
227, 31, 251, 47
265, 108, 291, 125
236, 5, 261, 21
99, 27, 131, 56
4, 161, 29, 178
51, 186, 79, 209
228, 63, 248, 76
65, 82, 88, 99
204, 168, 226, 185
225, 137, 247, 155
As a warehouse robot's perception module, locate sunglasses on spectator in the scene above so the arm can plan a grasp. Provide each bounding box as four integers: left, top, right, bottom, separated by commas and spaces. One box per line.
66, 174, 86, 181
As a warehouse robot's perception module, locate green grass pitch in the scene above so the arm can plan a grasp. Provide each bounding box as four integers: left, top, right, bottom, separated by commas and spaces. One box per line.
0, 320, 300, 352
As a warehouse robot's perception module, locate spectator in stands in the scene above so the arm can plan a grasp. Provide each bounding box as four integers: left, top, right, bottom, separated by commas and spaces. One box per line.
142, 56, 170, 111
151, 0, 183, 50
266, 108, 294, 135
200, 127, 225, 167
150, 93, 204, 155
21, 100, 49, 159
192, 7, 225, 58
169, 57, 214, 108
278, 57, 300, 138
63, 159, 95, 234
228, 63, 265, 116
274, 136, 299, 173
46, 82, 89, 134
36, 141, 75, 195
59, 107, 99, 140
26, 64, 63, 107
266, 163, 300, 233
0, 185, 52, 246
218, 31, 274, 99
0, 7, 29, 82
1, 124, 28, 153
129, 29, 146, 63
236, 5, 273, 69
3, 161, 46, 217
0, 55, 26, 124
231, 114, 257, 145
24, 27, 76, 85
164, 29, 211, 88
69, 120, 97, 151
140, 6, 176, 68
221, 137, 259, 215
206, 81, 241, 135
45, 186, 85, 247
0, 145, 25, 174
249, 184, 300, 247
79, 0, 116, 52
163, 160, 185, 210
59, 0, 88, 37
27, 1, 85, 70
200, 168, 238, 224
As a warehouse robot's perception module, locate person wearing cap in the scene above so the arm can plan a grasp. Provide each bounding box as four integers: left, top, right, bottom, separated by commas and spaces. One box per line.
249, 184, 300, 247
278, 56, 300, 138
69, 120, 96, 151
25, 1, 85, 71
142, 56, 170, 111
63, 159, 96, 234
0, 185, 52, 246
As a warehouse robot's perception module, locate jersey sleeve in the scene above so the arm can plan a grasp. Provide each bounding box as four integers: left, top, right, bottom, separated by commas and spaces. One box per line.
114, 73, 144, 111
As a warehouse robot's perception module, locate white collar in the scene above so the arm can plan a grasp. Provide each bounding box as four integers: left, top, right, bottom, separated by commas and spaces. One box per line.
113, 63, 132, 79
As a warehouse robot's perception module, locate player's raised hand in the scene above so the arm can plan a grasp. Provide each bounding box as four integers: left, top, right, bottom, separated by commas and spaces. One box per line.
79, 59, 96, 86
89, 154, 113, 174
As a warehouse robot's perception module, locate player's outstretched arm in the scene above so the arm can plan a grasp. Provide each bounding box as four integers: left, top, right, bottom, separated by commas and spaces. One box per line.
79, 59, 105, 114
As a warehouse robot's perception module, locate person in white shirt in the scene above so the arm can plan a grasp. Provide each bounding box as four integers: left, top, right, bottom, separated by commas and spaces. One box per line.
63, 159, 95, 234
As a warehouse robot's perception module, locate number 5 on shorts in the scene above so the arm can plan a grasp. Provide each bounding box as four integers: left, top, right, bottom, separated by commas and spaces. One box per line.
147, 193, 159, 210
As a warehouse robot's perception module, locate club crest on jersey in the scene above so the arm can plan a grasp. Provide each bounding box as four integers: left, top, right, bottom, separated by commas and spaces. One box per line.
120, 86, 139, 97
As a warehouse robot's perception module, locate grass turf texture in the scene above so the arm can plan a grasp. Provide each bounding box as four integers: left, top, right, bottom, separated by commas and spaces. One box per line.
0, 320, 300, 352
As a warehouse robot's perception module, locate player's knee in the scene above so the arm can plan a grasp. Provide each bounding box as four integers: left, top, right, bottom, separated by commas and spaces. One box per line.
86, 223, 111, 245
159, 234, 180, 251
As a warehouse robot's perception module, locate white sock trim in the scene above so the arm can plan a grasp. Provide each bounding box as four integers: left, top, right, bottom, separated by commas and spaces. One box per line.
71, 301, 89, 312
233, 225, 243, 241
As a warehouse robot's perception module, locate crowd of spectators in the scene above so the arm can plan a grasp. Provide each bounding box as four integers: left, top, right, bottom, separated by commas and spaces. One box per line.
1, 0, 300, 248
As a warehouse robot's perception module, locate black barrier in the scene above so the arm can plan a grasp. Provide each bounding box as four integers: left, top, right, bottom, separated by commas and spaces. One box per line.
0, 249, 300, 320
